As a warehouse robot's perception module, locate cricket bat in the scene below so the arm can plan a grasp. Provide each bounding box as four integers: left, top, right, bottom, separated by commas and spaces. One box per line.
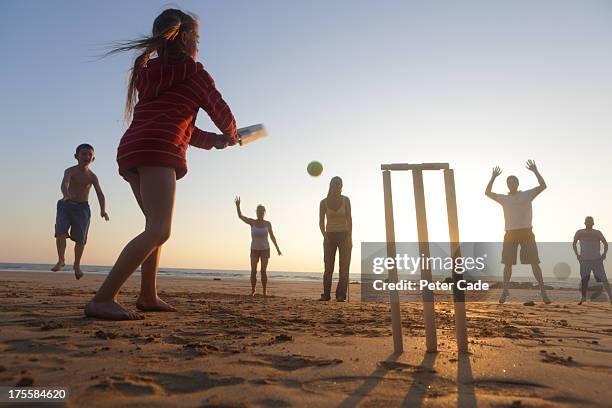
237, 124, 267, 145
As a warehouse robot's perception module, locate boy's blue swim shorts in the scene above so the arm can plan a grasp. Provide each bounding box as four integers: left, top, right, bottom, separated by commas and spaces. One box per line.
54, 199, 91, 244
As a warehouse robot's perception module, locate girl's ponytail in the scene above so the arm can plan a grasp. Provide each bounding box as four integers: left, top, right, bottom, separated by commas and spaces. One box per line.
125, 51, 151, 121
103, 9, 198, 122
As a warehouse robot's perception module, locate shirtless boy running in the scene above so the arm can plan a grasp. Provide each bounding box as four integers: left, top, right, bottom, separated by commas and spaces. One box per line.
52, 144, 109, 279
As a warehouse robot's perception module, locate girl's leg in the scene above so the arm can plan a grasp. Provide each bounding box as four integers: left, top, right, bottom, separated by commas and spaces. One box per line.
121, 174, 174, 310
136, 246, 176, 311
85, 167, 176, 320
260, 255, 269, 297
122, 174, 176, 312
250, 254, 259, 295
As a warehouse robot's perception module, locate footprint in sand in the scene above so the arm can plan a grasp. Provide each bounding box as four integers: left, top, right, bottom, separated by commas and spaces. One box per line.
89, 378, 160, 397
140, 371, 244, 394
240, 354, 343, 372
474, 378, 550, 395
40, 321, 69, 331
377, 361, 436, 373
4, 339, 70, 355
254, 398, 292, 408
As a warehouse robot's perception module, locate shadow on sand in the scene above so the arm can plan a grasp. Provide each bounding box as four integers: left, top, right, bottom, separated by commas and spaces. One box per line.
338, 350, 476, 407
336, 353, 400, 408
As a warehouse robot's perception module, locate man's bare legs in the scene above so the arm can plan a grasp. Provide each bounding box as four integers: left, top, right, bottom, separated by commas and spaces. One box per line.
579, 275, 589, 305
588, 280, 612, 305
85, 167, 176, 320
74, 243, 85, 280
531, 264, 551, 304
579, 277, 612, 305
499, 263, 551, 304
604, 280, 612, 305
260, 256, 269, 297
499, 264, 512, 303
250, 256, 258, 296
52, 235, 67, 271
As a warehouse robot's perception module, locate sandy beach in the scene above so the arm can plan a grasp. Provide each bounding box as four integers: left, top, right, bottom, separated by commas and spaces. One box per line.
0, 269, 610, 407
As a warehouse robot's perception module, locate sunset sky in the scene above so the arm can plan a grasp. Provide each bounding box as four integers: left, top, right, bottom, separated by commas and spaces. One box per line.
2, 1, 611, 273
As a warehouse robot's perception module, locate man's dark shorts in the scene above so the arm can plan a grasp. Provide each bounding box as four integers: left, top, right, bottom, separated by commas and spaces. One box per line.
502, 228, 540, 265
54, 200, 91, 244
579, 259, 607, 282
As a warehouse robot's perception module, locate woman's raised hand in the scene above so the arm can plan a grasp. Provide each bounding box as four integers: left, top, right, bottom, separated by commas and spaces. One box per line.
234, 196, 241, 208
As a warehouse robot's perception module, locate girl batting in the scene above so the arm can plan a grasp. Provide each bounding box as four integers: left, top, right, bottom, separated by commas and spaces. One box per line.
86, 9, 239, 320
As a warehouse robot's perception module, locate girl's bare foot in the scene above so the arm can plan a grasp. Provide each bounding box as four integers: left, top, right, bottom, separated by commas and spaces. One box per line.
51, 261, 65, 272
85, 300, 144, 320
74, 266, 84, 280
136, 296, 176, 312
250, 290, 256, 297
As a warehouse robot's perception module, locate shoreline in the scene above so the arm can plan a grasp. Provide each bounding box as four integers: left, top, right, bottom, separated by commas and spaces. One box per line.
0, 265, 591, 291
0, 269, 604, 304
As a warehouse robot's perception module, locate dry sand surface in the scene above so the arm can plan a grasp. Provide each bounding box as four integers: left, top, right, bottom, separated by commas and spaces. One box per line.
0, 270, 611, 407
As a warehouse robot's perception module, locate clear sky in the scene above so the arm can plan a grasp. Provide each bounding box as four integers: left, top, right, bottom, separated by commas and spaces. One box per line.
1, 1, 611, 272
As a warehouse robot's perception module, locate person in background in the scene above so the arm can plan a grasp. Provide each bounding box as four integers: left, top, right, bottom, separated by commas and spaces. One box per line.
319, 176, 352, 302
52, 144, 109, 280
485, 160, 551, 304
235, 197, 281, 297
573, 216, 611, 305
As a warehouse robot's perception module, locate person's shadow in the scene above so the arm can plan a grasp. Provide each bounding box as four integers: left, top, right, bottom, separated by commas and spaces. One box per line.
336, 353, 400, 408
457, 353, 477, 407
337, 350, 476, 407
401, 352, 476, 407
401, 352, 437, 407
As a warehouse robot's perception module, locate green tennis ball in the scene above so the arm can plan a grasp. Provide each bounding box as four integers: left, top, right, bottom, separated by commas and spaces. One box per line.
307, 161, 323, 177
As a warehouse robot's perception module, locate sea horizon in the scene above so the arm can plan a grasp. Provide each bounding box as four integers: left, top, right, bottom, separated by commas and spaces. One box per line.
0, 262, 588, 290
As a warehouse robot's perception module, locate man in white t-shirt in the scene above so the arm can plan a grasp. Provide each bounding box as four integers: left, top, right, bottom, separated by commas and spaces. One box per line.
573, 216, 611, 305
485, 160, 551, 304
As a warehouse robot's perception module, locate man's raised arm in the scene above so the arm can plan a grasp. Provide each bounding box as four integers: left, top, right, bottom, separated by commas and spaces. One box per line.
526, 160, 546, 194
485, 166, 502, 202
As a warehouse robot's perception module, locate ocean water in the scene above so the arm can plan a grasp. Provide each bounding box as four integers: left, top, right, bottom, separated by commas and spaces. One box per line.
0, 263, 588, 289
0, 262, 331, 282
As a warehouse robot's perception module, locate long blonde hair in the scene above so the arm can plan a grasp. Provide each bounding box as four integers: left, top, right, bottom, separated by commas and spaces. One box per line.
105, 9, 199, 122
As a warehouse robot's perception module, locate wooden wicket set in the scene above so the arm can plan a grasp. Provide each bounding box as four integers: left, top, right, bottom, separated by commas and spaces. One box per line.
381, 163, 469, 354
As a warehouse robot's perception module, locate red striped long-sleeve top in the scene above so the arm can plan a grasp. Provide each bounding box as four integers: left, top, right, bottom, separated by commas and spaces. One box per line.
117, 57, 238, 180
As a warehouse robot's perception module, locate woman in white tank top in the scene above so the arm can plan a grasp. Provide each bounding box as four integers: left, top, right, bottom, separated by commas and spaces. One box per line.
235, 196, 282, 296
